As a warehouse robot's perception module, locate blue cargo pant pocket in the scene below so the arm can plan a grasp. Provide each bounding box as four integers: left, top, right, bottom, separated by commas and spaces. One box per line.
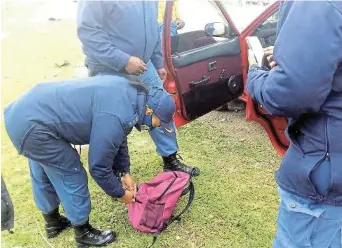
21, 124, 82, 173
273, 195, 326, 248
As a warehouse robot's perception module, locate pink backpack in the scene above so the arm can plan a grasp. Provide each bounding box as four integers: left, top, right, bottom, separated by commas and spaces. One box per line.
128, 171, 195, 247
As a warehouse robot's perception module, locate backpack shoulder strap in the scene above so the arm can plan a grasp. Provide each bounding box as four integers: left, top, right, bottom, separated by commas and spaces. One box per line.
170, 181, 195, 222
148, 181, 195, 248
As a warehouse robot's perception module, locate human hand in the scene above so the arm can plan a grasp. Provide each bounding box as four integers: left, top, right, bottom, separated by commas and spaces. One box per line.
157, 68, 167, 83
121, 174, 136, 195
124, 56, 147, 76
175, 18, 185, 30
262, 46, 277, 69
118, 190, 135, 204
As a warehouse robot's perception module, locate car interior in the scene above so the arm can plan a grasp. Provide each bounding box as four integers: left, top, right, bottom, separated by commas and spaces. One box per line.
252, 11, 278, 48
170, 29, 243, 120
168, 2, 278, 120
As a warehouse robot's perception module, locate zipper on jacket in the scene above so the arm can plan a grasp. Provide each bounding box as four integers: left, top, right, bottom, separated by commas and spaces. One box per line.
325, 116, 333, 193
308, 116, 331, 200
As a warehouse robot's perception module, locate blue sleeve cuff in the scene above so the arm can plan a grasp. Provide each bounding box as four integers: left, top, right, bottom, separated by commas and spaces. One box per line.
113, 168, 130, 175
116, 187, 125, 198
246, 65, 268, 100
114, 52, 131, 71
151, 57, 164, 70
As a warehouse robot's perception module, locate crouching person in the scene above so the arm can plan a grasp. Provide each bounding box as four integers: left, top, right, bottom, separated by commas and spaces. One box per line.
4, 75, 176, 247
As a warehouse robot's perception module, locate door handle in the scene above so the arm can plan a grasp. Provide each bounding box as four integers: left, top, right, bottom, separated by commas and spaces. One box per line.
190, 76, 211, 90
219, 69, 225, 80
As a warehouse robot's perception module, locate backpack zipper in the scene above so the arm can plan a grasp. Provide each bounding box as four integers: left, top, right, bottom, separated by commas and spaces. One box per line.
152, 172, 178, 203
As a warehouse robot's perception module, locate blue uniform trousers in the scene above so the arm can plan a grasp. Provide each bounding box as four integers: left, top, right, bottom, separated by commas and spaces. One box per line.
24, 124, 90, 225
273, 187, 342, 248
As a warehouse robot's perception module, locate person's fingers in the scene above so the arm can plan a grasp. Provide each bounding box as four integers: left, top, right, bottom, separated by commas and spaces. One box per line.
136, 64, 146, 72
264, 46, 274, 52
263, 50, 273, 57
266, 55, 274, 63
139, 61, 146, 70
159, 72, 165, 78
133, 70, 142, 76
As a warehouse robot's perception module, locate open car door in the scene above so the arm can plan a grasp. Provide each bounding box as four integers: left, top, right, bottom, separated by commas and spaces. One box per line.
240, 1, 289, 156
163, 0, 288, 156
162, 0, 243, 124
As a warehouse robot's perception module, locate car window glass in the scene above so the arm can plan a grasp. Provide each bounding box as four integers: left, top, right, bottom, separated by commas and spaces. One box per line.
221, 0, 276, 31
170, 0, 234, 55
253, 10, 278, 47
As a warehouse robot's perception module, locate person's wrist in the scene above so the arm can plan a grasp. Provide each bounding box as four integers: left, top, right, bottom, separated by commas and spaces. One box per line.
124, 56, 132, 67
116, 171, 129, 178
114, 187, 126, 200
122, 173, 130, 178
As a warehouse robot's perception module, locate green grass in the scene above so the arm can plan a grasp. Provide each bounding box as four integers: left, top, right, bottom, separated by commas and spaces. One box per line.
2, 118, 281, 248
2, 2, 281, 247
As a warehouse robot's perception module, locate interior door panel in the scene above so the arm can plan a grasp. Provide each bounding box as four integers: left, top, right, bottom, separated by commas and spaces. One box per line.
172, 37, 243, 120
172, 37, 241, 68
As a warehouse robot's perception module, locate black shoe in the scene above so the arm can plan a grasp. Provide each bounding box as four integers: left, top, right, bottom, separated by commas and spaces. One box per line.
74, 220, 116, 247
162, 153, 200, 177
42, 208, 72, 239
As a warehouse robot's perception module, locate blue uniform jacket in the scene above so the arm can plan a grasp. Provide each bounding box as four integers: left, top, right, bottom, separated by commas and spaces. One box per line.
77, 0, 163, 73
4, 76, 147, 198
247, 1, 342, 205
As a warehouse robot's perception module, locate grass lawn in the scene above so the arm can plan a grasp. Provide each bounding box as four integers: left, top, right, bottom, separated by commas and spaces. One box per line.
1, 1, 281, 247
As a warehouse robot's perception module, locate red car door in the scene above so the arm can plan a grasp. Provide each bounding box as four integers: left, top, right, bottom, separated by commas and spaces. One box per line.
162, 0, 243, 125
163, 1, 289, 156
239, 2, 289, 156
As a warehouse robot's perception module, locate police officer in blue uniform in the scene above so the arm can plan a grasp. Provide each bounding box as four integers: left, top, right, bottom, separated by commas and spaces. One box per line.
4, 75, 177, 247
77, 0, 200, 177
247, 1, 342, 247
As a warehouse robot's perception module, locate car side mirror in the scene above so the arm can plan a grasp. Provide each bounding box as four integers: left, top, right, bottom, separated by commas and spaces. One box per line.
204, 22, 226, 37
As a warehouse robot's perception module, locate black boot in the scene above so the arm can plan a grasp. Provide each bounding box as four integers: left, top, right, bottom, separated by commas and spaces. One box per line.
74, 220, 116, 247
42, 208, 71, 239
162, 153, 200, 177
